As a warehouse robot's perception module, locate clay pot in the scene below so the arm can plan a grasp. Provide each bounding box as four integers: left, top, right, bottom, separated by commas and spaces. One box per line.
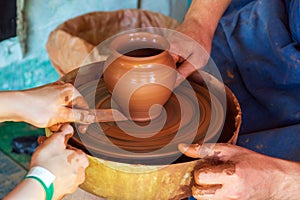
103, 32, 177, 121
53, 62, 242, 200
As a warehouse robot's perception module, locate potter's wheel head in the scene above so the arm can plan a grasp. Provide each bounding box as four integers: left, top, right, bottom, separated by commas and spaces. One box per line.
68, 75, 225, 165
56, 27, 242, 200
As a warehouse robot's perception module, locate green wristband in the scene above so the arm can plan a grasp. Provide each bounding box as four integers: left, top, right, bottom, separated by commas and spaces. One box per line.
26, 176, 54, 200
26, 166, 56, 200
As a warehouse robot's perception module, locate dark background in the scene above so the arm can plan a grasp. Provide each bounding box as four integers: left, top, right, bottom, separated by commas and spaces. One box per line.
0, 0, 16, 41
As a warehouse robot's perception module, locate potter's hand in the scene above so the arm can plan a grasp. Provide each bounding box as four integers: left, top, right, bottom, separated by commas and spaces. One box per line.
32, 124, 89, 200
178, 143, 300, 200
169, 20, 212, 88
169, 0, 231, 87
20, 81, 94, 132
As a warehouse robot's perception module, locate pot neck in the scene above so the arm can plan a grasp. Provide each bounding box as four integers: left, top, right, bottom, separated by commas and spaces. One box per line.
111, 48, 170, 62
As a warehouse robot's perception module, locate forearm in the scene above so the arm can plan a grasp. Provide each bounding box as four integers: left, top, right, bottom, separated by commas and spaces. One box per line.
0, 89, 50, 126
4, 178, 45, 200
184, 0, 231, 35
0, 91, 26, 123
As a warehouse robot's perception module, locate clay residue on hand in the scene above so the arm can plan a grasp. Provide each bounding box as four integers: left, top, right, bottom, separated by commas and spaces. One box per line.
193, 184, 223, 195
190, 157, 236, 195
67, 152, 78, 164
196, 156, 236, 175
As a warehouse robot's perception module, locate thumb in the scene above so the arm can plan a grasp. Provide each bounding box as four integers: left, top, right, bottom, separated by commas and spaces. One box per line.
56, 124, 74, 146
60, 108, 95, 134
178, 143, 236, 161
40, 124, 74, 152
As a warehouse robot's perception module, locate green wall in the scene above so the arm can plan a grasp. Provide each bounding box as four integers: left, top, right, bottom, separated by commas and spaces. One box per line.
0, 0, 187, 90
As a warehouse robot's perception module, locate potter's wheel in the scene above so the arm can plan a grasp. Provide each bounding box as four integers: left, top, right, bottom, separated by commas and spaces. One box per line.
70, 78, 224, 164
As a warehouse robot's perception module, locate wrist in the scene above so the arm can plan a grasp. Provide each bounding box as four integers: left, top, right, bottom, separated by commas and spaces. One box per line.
183, 15, 216, 37
272, 159, 300, 199
183, 0, 231, 40
4, 174, 46, 200
26, 166, 56, 200
23, 178, 47, 199
176, 18, 213, 56
0, 91, 26, 122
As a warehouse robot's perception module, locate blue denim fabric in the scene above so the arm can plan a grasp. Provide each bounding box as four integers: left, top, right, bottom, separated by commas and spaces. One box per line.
211, 0, 300, 134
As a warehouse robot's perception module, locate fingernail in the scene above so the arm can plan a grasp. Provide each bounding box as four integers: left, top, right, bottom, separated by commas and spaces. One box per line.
179, 143, 203, 158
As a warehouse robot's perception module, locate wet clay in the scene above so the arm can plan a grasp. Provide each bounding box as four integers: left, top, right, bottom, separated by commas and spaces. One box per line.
196, 158, 236, 175
58, 61, 242, 200
67, 152, 77, 164
192, 184, 223, 195
103, 32, 177, 122
69, 78, 225, 164
59, 62, 242, 165
189, 157, 236, 196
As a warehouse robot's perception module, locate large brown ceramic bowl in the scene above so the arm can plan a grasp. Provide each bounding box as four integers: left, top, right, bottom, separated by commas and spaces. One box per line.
46, 9, 179, 76
47, 62, 241, 200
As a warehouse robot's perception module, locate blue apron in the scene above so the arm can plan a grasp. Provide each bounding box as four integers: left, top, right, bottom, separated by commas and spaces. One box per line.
210, 0, 300, 161
189, 1, 300, 199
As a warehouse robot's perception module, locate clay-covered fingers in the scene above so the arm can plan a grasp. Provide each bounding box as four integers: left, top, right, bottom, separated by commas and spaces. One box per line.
64, 146, 89, 185
67, 149, 89, 168
178, 143, 240, 200
37, 136, 47, 145
72, 95, 91, 133
56, 125, 86, 153
191, 160, 236, 200
59, 124, 74, 146
41, 124, 74, 152
70, 94, 89, 110
64, 84, 92, 133
31, 124, 75, 166
168, 44, 198, 88
55, 108, 95, 124
194, 163, 236, 185
178, 143, 236, 161
168, 31, 210, 88
62, 83, 89, 110
192, 184, 222, 200
48, 123, 63, 132
51, 108, 95, 133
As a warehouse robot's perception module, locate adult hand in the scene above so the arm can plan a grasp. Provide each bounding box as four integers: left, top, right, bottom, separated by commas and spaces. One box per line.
169, 20, 212, 88
21, 81, 94, 133
178, 143, 300, 200
31, 124, 89, 200
169, 0, 231, 87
